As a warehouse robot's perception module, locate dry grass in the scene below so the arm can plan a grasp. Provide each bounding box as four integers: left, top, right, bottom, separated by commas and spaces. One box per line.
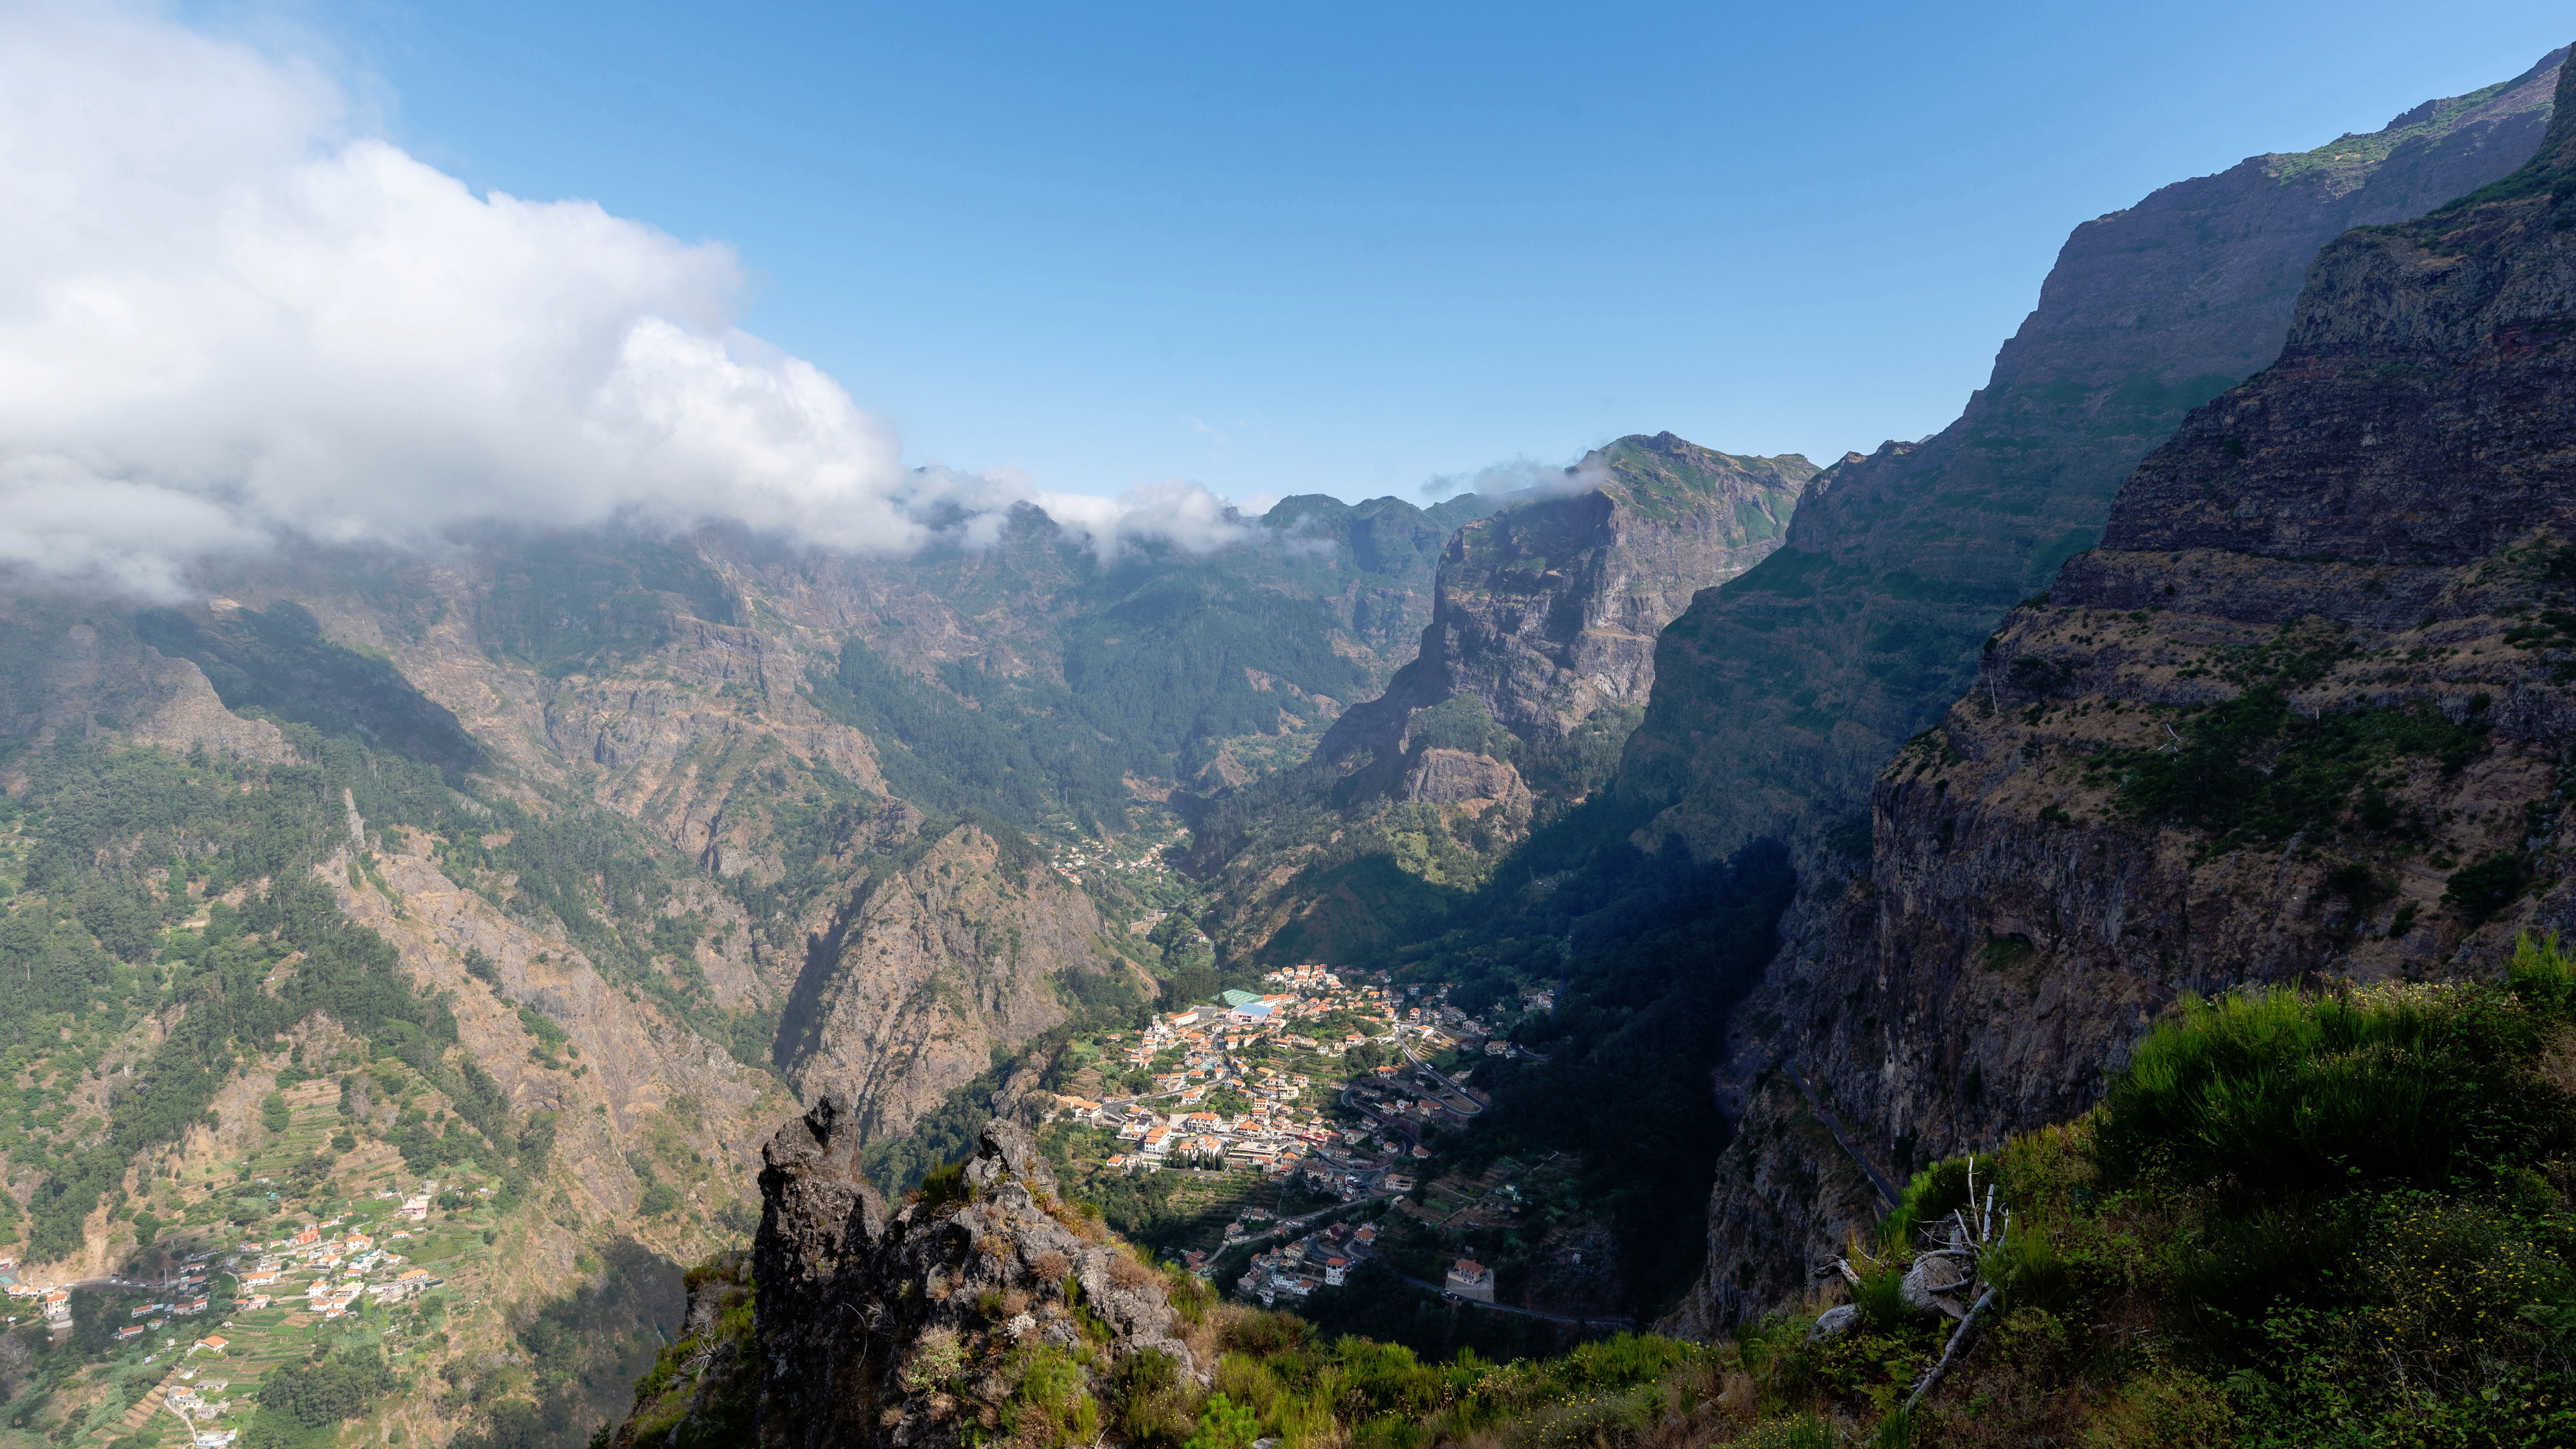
2536, 1025, 2576, 1095
1178, 1314, 1222, 1373
1033, 1250, 1070, 1283
1044, 1198, 1111, 1242
1106, 1254, 1153, 1289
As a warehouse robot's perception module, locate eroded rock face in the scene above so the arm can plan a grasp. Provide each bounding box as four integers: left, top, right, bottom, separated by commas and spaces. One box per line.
1327, 433, 1814, 786
0, 607, 291, 765
1623, 49, 2567, 870
1197, 435, 1811, 959
751, 1106, 1197, 1449
1400, 748, 1534, 809
1670, 52, 2576, 1338
774, 818, 1128, 1141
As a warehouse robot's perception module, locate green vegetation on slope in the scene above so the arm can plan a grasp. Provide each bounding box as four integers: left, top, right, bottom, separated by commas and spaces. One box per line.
810, 580, 1375, 837
622, 930, 2576, 1448
0, 729, 560, 1260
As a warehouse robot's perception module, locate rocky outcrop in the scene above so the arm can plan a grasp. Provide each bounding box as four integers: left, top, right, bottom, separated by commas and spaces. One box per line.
1326, 433, 1814, 792
0, 604, 291, 764
775, 816, 1127, 1141
743, 1107, 1196, 1449
1624, 49, 2566, 868
1194, 435, 1810, 960
1670, 48, 2576, 1337
1401, 747, 1534, 809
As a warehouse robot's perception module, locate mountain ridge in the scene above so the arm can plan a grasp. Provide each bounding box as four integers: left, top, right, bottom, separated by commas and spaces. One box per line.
1621, 46, 2567, 871
1669, 42, 2576, 1338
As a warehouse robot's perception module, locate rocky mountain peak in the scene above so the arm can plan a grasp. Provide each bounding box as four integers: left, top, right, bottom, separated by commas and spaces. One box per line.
737, 1102, 1197, 1448
1619, 46, 2565, 870
2102, 54, 2576, 568
1319, 431, 1812, 794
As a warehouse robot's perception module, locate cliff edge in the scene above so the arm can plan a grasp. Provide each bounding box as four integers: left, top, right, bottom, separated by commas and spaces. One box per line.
1671, 44, 2576, 1337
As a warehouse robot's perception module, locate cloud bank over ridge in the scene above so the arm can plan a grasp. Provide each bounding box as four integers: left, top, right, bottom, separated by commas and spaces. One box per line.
0, 3, 1246, 598
1418, 455, 1611, 501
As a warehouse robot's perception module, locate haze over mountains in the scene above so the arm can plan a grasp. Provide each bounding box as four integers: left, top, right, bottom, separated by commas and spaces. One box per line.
7, 24, 2576, 1449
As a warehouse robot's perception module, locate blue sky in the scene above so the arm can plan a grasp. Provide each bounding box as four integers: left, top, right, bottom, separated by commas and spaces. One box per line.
217, 1, 2571, 508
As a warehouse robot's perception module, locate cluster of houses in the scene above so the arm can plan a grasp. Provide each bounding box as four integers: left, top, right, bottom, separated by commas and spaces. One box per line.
111, 1265, 214, 1343
169, 1364, 239, 1445
1, 1258, 70, 1328
169, 1377, 233, 1417
237, 1217, 442, 1320
1235, 1228, 1493, 1307
1056, 1090, 1338, 1175
1235, 1218, 1381, 1303
1055, 832, 1183, 884
1399, 994, 1499, 1055
1042, 968, 1413, 1176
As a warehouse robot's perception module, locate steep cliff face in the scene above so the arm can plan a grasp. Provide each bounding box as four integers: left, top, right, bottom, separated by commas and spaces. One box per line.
1328, 433, 1814, 796
1625, 49, 2565, 866
608, 1109, 1197, 1449
328, 827, 792, 1248
1672, 51, 2576, 1336
775, 815, 1127, 1140
1193, 435, 1809, 960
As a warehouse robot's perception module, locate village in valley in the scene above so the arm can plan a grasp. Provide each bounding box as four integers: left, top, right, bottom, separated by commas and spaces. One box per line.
1030, 958, 1611, 1329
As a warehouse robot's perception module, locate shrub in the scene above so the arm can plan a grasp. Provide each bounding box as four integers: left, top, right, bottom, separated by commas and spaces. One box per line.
2090, 985, 2565, 1200
1881, 1157, 1974, 1250
1005, 1345, 1098, 1449
1847, 1253, 1911, 1333
913, 1159, 971, 1210
1110, 1348, 1193, 1449
2357, 1197, 2567, 1379
1986, 1220, 2072, 1314
2443, 852, 2528, 921
1108, 1253, 1154, 1289
898, 1328, 963, 1393
1184, 1394, 1257, 1449
1560, 1332, 1693, 1389
2510, 930, 2575, 1009
1163, 1265, 1214, 1324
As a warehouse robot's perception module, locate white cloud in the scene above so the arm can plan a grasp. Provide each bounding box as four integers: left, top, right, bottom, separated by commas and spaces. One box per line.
1024, 477, 1254, 559
1419, 455, 1608, 501
0, 1, 1244, 597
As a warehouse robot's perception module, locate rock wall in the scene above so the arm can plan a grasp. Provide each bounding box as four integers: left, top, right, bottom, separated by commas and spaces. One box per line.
1623, 49, 2566, 869
328, 828, 792, 1254
1200, 434, 1809, 959
1326, 432, 1814, 802
1670, 48, 2576, 1336
740, 1109, 1194, 1449
0, 606, 290, 765
775, 816, 1125, 1140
